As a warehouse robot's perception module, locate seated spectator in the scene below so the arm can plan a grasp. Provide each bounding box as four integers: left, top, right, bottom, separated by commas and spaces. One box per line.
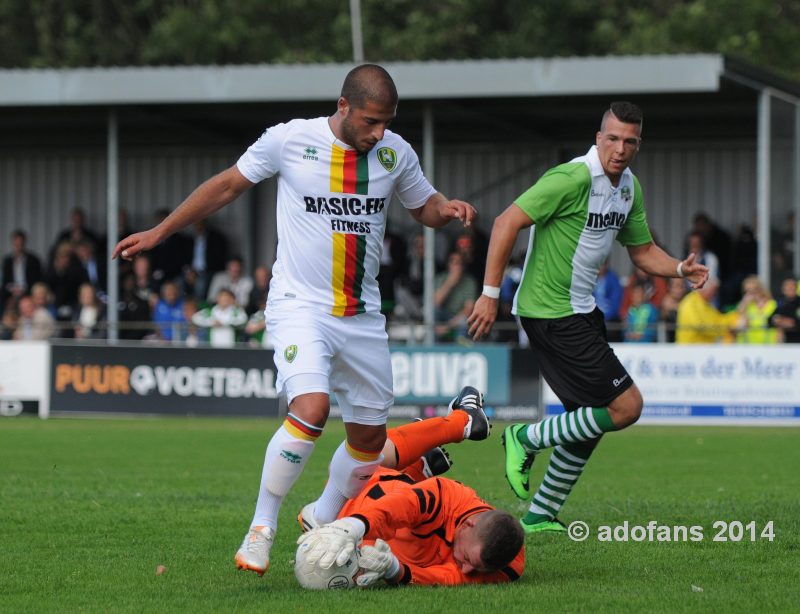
153, 281, 185, 342
207, 256, 253, 308
497, 254, 528, 346
676, 278, 738, 344
624, 283, 659, 343
46, 242, 89, 324
30, 282, 57, 320
181, 297, 204, 346
593, 261, 623, 340
769, 276, 800, 343
451, 226, 489, 283
245, 297, 271, 348
619, 266, 667, 319
434, 251, 477, 342
1, 298, 19, 340
247, 265, 271, 315
13, 294, 56, 340
192, 288, 248, 347
118, 273, 152, 340
659, 277, 687, 343
378, 227, 408, 317
735, 275, 777, 344
73, 283, 106, 339
2, 229, 43, 308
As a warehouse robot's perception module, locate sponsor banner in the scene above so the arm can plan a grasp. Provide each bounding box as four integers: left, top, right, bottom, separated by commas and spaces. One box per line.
0, 341, 49, 417
390, 345, 510, 404
543, 344, 800, 425
50, 344, 280, 416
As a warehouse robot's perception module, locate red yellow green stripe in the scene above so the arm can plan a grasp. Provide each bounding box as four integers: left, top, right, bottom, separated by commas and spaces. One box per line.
331, 232, 367, 317
346, 441, 381, 463
284, 414, 322, 441
330, 144, 369, 194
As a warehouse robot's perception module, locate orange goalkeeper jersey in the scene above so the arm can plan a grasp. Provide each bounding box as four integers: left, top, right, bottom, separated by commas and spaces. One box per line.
339, 468, 525, 586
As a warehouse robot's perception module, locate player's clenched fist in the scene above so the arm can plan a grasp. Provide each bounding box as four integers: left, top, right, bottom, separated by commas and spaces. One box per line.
356, 539, 401, 587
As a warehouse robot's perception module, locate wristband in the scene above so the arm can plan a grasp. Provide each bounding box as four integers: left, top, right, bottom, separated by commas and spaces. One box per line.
482, 285, 501, 299
676, 262, 685, 278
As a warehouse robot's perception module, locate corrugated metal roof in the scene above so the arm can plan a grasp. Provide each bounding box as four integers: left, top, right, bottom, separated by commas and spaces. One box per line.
0, 54, 771, 107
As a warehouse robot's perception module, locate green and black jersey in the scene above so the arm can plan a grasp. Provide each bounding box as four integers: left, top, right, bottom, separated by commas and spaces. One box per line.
513, 146, 652, 319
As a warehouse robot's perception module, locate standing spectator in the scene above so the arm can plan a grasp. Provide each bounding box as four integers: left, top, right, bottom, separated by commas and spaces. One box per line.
377, 226, 408, 317
118, 273, 152, 340
72, 283, 105, 339
45, 242, 89, 324
53, 207, 100, 256
13, 295, 55, 340
153, 281, 185, 342
722, 223, 758, 307
247, 265, 271, 315
191, 288, 248, 347
132, 255, 158, 308
735, 275, 777, 344
691, 213, 732, 281
659, 277, 687, 342
2, 229, 43, 308
770, 276, 800, 343
190, 219, 228, 298
150, 208, 192, 288
181, 297, 203, 346
434, 251, 477, 342
624, 283, 659, 342
74, 240, 106, 293
207, 256, 253, 308
395, 233, 425, 321
593, 260, 623, 340
676, 278, 737, 344
686, 231, 720, 288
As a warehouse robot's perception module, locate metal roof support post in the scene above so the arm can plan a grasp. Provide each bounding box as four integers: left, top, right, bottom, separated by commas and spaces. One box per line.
756, 89, 771, 287
106, 109, 119, 342
423, 103, 436, 346
794, 102, 800, 276
349, 0, 364, 63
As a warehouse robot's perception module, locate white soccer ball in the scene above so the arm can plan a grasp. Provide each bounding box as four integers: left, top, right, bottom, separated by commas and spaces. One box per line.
294, 541, 361, 590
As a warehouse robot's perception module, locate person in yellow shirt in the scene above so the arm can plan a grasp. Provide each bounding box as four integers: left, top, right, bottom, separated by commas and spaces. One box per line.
735, 275, 777, 344
676, 277, 738, 343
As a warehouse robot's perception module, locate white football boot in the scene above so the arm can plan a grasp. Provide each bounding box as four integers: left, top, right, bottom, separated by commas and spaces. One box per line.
234, 525, 275, 576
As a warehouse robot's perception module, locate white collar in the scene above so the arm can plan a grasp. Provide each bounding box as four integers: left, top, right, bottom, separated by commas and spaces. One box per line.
584, 145, 633, 183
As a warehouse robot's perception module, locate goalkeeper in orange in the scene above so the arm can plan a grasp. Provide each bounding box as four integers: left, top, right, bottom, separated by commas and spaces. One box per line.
297, 386, 525, 587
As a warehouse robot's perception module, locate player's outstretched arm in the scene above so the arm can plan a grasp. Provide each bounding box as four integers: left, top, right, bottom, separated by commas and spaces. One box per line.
113, 165, 253, 261
468, 204, 532, 341
408, 192, 477, 229
627, 243, 709, 289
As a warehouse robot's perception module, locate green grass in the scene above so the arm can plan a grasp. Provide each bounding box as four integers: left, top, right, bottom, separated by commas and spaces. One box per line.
1, 417, 798, 613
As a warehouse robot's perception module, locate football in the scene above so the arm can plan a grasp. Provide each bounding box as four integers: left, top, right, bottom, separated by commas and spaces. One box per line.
293, 541, 361, 590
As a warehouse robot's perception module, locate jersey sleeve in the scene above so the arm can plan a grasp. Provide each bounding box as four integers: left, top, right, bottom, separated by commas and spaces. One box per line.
514, 168, 583, 225
393, 547, 525, 586
236, 122, 291, 183
393, 143, 437, 210
617, 176, 653, 246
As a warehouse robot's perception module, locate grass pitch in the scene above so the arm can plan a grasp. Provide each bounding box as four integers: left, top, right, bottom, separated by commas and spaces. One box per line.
1, 417, 798, 613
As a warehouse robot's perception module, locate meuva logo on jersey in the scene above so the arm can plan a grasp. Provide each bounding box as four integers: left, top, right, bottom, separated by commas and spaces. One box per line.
585, 211, 627, 231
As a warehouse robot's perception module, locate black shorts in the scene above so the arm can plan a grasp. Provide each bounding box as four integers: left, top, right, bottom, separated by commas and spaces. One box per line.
520, 308, 633, 410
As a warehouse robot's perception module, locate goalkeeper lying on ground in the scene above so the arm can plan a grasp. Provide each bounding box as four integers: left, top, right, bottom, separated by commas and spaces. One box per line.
297, 396, 525, 586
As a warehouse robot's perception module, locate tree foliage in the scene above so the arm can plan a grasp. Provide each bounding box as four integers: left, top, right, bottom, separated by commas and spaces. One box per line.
1, 0, 798, 81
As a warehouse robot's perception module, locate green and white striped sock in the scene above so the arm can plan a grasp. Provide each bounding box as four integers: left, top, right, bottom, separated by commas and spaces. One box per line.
524, 442, 594, 523
518, 407, 617, 451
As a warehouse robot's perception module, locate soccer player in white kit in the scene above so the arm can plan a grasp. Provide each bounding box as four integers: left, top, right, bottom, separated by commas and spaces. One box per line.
113, 64, 478, 578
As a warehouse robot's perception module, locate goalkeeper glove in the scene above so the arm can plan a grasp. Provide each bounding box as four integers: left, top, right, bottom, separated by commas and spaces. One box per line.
356, 538, 401, 587
296, 517, 365, 569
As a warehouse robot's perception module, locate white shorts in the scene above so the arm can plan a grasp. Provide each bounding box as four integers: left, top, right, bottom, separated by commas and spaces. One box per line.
266, 299, 393, 425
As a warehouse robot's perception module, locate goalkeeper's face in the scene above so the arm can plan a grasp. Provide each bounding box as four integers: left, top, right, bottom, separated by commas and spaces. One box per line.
452, 519, 491, 574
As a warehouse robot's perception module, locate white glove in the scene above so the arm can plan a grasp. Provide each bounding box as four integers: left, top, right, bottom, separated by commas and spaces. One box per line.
356, 538, 401, 587
296, 517, 365, 569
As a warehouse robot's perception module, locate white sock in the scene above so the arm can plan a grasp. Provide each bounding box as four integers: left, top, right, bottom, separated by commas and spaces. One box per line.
250, 424, 316, 530
314, 441, 383, 524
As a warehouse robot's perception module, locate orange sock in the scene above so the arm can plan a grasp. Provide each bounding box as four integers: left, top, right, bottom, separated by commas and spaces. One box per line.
401, 459, 427, 482
387, 412, 469, 470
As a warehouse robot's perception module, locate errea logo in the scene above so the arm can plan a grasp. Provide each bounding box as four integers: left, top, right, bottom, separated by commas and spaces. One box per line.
303, 146, 319, 161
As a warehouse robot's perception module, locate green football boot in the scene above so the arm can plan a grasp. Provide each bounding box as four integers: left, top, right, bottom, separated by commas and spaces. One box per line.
521, 517, 568, 534
502, 424, 537, 499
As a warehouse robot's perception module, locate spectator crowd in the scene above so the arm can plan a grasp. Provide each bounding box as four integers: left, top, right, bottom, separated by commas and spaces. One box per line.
2, 208, 798, 346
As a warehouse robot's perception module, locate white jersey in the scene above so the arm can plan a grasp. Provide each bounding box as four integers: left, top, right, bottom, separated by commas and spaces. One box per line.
237, 117, 436, 316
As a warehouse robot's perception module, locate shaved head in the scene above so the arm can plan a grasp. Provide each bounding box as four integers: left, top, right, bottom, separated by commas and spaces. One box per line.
340, 64, 398, 110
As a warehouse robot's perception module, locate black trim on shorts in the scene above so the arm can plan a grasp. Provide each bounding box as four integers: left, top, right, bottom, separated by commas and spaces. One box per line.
520, 308, 634, 409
